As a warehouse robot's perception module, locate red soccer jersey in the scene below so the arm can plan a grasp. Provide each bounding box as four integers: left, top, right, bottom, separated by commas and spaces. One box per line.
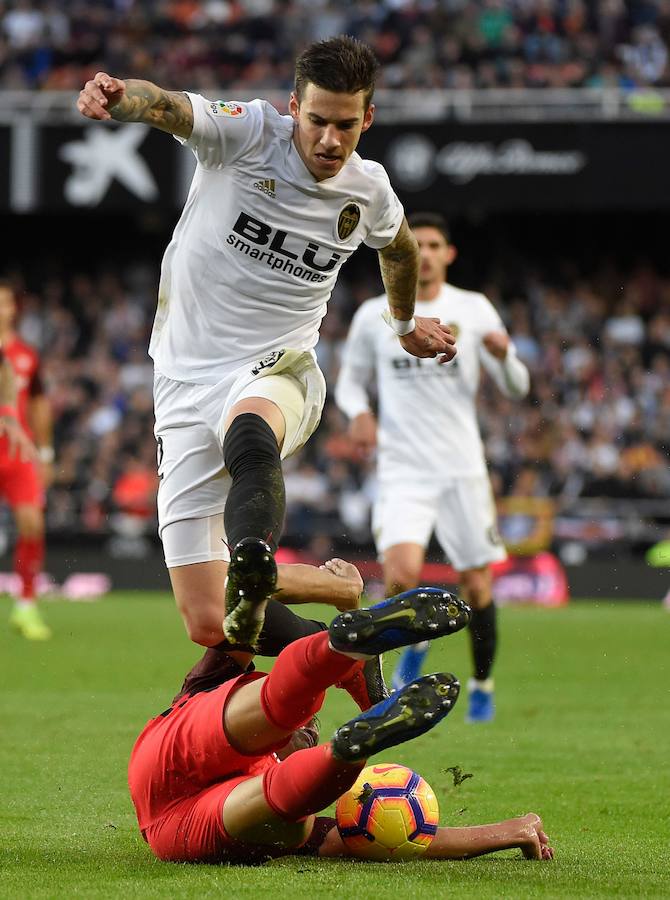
1, 335, 42, 435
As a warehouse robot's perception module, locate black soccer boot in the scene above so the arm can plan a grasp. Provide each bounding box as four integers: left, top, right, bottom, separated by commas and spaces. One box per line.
329, 587, 471, 657
331, 672, 460, 762
223, 537, 277, 648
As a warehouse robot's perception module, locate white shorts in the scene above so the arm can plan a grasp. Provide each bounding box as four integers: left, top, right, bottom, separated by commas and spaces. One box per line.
154, 349, 326, 568
372, 475, 507, 572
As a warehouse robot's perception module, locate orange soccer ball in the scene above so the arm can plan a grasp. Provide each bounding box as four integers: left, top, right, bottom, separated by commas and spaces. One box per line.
336, 763, 440, 861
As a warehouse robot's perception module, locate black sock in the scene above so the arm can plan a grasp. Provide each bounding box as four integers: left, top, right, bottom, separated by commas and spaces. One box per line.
223, 413, 286, 552
176, 604, 328, 696
469, 603, 497, 681
255, 599, 327, 656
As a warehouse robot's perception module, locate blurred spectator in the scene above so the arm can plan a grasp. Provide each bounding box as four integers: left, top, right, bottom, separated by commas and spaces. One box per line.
2, 242, 668, 550
0, 0, 669, 90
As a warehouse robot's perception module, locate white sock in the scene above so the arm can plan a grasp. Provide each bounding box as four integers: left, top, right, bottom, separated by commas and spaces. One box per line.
16, 599, 36, 610
468, 677, 494, 693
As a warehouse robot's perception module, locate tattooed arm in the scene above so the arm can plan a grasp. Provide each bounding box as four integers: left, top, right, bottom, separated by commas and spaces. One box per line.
377, 218, 457, 363
378, 217, 419, 321
76, 72, 193, 139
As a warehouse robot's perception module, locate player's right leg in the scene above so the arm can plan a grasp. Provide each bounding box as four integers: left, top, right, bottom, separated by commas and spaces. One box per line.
220, 368, 312, 647
155, 373, 317, 653
154, 372, 389, 710
220, 399, 286, 647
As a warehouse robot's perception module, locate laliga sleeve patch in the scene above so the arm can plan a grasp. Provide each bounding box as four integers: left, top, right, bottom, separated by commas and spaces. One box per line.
208, 100, 246, 117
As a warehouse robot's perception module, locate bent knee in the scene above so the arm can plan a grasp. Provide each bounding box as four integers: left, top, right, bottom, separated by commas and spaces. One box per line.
177, 597, 225, 646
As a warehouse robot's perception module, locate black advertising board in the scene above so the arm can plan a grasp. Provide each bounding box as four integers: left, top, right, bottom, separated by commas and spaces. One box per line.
4, 119, 670, 213
360, 121, 670, 213
37, 123, 182, 211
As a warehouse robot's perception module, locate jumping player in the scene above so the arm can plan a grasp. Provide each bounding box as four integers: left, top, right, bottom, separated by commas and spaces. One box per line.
335, 213, 530, 722
0, 282, 53, 641
76, 36, 456, 666
128, 587, 553, 863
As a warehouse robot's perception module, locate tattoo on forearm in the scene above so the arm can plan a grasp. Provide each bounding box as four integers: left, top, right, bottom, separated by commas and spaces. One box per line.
378, 222, 419, 318
111, 80, 193, 138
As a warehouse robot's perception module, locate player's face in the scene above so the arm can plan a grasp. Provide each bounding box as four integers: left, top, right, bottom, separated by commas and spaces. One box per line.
413, 227, 456, 287
0, 287, 17, 331
289, 83, 374, 181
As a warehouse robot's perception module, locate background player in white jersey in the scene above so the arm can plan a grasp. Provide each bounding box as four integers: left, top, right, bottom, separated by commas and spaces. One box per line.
335, 212, 530, 722
76, 38, 456, 673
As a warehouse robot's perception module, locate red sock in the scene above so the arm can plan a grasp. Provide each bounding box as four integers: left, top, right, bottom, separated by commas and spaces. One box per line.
263, 744, 365, 821
261, 631, 358, 732
14, 536, 44, 601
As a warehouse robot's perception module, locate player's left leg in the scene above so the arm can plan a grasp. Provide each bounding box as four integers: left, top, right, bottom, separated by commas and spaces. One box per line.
459, 564, 496, 722
223, 591, 468, 760
434, 475, 506, 722
9, 501, 50, 641
222, 600, 465, 847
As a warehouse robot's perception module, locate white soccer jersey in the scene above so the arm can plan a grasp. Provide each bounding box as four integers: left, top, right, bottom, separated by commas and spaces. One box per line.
335, 284, 530, 480
149, 94, 404, 384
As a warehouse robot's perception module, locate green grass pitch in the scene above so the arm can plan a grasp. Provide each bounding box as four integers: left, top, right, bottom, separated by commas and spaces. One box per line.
1, 593, 669, 899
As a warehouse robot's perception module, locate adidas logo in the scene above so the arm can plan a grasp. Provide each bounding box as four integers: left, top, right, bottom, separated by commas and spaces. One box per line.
253, 178, 276, 198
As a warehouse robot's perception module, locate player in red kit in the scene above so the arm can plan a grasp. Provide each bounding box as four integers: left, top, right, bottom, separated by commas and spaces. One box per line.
0, 282, 54, 641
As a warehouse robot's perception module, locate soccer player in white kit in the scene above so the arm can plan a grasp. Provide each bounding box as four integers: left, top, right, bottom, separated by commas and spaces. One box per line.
76, 38, 456, 672
335, 213, 530, 722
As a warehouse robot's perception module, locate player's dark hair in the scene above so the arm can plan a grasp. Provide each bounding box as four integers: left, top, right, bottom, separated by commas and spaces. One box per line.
294, 35, 379, 109
407, 212, 451, 243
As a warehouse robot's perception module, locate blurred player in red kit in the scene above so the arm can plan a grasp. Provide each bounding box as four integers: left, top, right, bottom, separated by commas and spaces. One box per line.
0, 281, 54, 640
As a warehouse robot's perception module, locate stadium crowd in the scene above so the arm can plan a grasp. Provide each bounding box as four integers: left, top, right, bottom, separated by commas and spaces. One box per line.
1, 0, 669, 92
4, 251, 670, 546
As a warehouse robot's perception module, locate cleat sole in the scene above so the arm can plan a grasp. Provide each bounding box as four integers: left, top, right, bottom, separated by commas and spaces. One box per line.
329, 588, 471, 656
223, 538, 277, 647
332, 672, 460, 762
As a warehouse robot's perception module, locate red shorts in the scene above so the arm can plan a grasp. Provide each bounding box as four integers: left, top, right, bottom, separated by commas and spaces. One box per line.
128, 672, 282, 863
0, 451, 43, 508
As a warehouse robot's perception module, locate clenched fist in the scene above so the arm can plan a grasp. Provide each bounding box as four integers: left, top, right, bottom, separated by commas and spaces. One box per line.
77, 72, 127, 121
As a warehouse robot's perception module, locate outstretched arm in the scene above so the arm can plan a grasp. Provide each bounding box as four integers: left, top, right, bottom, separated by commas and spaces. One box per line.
378, 219, 456, 364
318, 812, 554, 860
276, 558, 362, 611
425, 812, 554, 861
77, 72, 194, 139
